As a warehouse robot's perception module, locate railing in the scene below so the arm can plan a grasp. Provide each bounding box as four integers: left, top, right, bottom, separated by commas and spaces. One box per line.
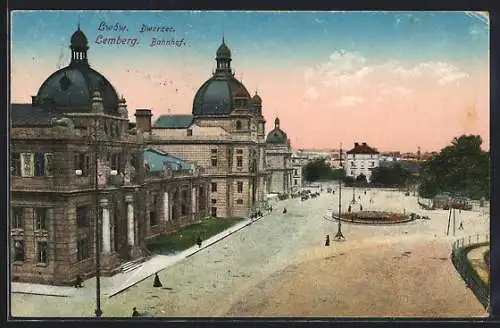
451, 233, 490, 311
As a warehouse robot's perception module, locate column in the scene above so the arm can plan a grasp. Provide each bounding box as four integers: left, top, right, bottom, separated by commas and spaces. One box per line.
100, 198, 111, 253
192, 186, 197, 215
163, 192, 169, 222
125, 195, 134, 246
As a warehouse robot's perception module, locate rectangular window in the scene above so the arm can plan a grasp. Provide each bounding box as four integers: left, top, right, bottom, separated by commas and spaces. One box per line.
44, 153, 54, 176
34, 208, 47, 230
294, 169, 298, 175
351, 170, 354, 175
77, 238, 89, 261
34, 153, 45, 176
76, 206, 88, 227
211, 183, 217, 192
150, 195, 158, 226
237, 156, 243, 167
236, 199, 243, 204
181, 190, 188, 215
237, 181, 243, 193
74, 153, 90, 176
37, 241, 48, 264
11, 207, 23, 229
11, 152, 21, 176
211, 157, 218, 167
211, 199, 217, 204
211, 149, 218, 154
187, 129, 193, 136
14, 240, 25, 262
211, 207, 217, 217
21, 153, 34, 177
236, 149, 243, 154
294, 179, 298, 185
371, 161, 375, 167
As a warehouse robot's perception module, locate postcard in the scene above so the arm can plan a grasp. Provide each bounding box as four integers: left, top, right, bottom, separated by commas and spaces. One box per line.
9, 10, 490, 318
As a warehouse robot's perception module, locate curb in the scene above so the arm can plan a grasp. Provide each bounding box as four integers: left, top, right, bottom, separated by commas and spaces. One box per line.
107, 214, 267, 298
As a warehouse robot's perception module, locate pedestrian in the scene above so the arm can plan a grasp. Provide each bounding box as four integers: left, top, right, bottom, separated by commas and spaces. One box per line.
348, 205, 351, 213
153, 272, 163, 288
283, 208, 287, 214
358, 195, 361, 200
270, 205, 273, 212
325, 234, 330, 246
196, 236, 202, 248
459, 222, 464, 230
364, 191, 367, 195
360, 204, 363, 211
132, 307, 140, 317
74, 275, 83, 288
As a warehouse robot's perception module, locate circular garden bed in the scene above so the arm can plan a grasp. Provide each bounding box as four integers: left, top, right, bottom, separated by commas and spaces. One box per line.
339, 211, 414, 225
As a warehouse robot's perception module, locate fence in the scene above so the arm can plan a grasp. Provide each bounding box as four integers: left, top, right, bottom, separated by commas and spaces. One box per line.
451, 233, 490, 311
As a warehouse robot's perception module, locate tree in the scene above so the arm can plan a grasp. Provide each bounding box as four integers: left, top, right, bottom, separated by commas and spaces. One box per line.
371, 164, 410, 187
303, 159, 345, 182
356, 173, 367, 183
419, 135, 489, 199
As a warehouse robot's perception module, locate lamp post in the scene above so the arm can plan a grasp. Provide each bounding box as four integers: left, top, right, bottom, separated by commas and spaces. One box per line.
334, 146, 345, 241
75, 152, 118, 317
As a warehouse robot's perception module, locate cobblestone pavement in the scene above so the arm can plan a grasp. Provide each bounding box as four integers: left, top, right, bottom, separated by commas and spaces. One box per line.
11, 185, 489, 317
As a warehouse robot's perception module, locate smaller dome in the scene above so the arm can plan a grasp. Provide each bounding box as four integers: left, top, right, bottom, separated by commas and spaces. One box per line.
266, 129, 288, 144
71, 27, 88, 48
216, 40, 231, 59
266, 117, 288, 145
252, 93, 262, 104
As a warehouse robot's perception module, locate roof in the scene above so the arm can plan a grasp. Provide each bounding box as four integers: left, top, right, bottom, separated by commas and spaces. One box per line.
192, 76, 252, 116
346, 142, 379, 154
143, 148, 194, 172
153, 115, 193, 129
11, 103, 56, 126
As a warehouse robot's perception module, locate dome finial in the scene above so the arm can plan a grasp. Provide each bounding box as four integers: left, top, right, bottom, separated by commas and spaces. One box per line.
275, 117, 280, 128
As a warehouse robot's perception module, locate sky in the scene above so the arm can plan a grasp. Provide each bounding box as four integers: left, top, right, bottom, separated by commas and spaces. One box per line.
10, 11, 489, 152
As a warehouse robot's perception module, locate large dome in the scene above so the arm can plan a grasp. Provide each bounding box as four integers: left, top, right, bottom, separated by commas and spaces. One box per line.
266, 117, 289, 145
36, 65, 120, 114
193, 76, 251, 116
192, 38, 253, 116
34, 27, 120, 115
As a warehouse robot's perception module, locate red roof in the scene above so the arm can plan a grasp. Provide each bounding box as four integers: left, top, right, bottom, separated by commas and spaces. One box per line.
346, 142, 379, 154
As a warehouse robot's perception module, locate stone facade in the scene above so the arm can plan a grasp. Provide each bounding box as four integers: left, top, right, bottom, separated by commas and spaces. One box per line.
10, 27, 210, 286
291, 151, 309, 192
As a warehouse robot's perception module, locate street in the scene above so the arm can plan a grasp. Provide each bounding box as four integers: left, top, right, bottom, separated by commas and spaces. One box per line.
11, 185, 489, 317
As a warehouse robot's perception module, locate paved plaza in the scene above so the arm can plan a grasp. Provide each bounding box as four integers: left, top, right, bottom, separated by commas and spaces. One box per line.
11, 185, 489, 317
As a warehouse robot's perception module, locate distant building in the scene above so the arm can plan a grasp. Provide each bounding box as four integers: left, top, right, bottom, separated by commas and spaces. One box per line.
265, 117, 293, 195
291, 150, 309, 192
344, 142, 380, 182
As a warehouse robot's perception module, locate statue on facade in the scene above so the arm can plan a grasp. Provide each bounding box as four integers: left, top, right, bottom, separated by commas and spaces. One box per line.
123, 161, 135, 184
97, 158, 110, 186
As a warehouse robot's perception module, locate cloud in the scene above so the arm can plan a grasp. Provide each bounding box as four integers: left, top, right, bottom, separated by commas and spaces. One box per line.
337, 95, 364, 107
304, 53, 470, 100
304, 86, 319, 100
381, 86, 412, 97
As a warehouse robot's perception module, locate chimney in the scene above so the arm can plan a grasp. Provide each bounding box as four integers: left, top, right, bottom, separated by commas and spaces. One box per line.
362, 142, 367, 146
135, 109, 152, 133
354, 142, 359, 147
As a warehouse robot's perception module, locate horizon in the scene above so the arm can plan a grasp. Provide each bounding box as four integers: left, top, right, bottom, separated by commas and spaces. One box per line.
10, 11, 489, 152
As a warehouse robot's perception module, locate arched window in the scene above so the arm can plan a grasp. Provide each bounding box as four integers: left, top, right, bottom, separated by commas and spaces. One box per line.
236, 120, 242, 130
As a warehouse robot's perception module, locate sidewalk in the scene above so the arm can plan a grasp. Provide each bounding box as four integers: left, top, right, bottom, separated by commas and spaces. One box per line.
11, 214, 268, 299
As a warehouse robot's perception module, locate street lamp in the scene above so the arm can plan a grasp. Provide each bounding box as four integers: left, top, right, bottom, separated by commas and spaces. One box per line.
334, 146, 345, 241
76, 164, 118, 317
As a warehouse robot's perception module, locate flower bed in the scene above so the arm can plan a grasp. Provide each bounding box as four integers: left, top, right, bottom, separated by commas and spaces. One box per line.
340, 211, 412, 224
